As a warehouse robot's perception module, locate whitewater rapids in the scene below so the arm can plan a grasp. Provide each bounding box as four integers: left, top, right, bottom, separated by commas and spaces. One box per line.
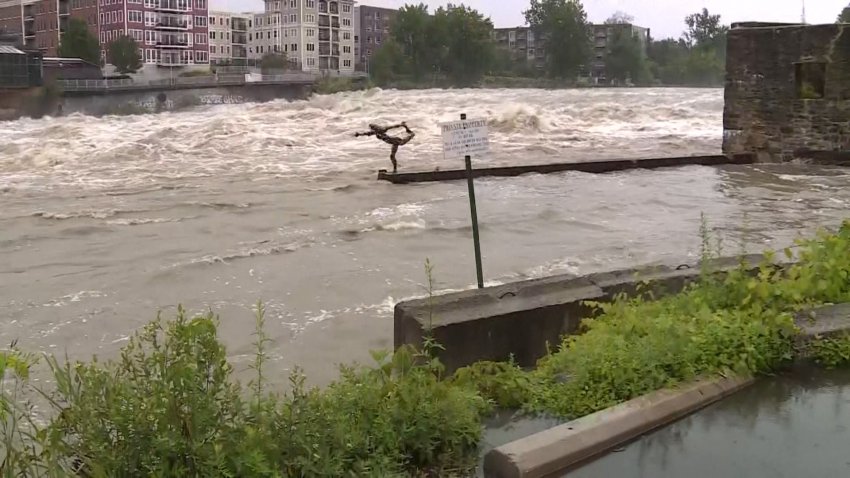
2, 87, 849, 385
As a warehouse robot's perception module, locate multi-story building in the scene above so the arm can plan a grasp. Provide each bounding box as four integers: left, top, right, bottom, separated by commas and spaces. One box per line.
354, 4, 394, 70
250, 0, 355, 74
0, 0, 98, 56
208, 10, 248, 65
100, 0, 210, 69
590, 23, 649, 80
492, 26, 544, 70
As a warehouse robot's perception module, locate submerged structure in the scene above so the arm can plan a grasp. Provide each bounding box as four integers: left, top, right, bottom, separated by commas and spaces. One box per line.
723, 22, 850, 160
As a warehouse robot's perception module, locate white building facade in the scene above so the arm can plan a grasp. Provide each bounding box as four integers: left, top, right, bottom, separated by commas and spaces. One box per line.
251, 0, 354, 74
209, 10, 250, 65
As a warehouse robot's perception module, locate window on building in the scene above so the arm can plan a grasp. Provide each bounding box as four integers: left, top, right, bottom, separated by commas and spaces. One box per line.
128, 10, 142, 23
274, 30, 278, 37
795, 62, 827, 99
343, 59, 350, 67
306, 43, 314, 51
306, 0, 314, 7
290, 14, 296, 22
342, 18, 350, 26
289, 0, 295, 6
195, 16, 207, 26
343, 45, 350, 53
291, 43, 297, 51
343, 31, 349, 40
210, 31, 215, 39
342, 4, 350, 13
306, 57, 315, 66
210, 45, 216, 53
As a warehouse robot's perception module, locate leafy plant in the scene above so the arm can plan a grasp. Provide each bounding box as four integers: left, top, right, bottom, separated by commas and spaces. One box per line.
807, 334, 850, 369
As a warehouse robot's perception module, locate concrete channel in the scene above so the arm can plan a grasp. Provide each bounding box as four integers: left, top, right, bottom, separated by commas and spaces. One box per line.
393, 257, 850, 478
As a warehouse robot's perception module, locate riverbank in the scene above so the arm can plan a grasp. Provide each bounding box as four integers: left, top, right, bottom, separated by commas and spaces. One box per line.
4, 221, 850, 476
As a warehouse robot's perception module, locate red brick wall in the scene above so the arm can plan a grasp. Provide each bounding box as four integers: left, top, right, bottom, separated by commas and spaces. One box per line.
0, 4, 23, 37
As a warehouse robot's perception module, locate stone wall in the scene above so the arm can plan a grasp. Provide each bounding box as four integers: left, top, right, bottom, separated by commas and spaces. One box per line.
723, 23, 850, 160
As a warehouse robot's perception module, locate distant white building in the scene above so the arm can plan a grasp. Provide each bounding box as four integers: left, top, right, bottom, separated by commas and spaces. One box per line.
209, 10, 250, 65
249, 0, 355, 74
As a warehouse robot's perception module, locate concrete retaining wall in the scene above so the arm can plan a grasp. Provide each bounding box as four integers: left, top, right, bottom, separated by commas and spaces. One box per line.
394, 255, 770, 374
61, 83, 312, 116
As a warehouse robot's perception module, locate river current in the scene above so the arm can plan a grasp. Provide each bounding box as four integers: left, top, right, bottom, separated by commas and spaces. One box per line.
2, 87, 849, 385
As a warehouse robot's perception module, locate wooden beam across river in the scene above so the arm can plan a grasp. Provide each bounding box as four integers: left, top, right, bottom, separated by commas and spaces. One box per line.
376, 153, 757, 184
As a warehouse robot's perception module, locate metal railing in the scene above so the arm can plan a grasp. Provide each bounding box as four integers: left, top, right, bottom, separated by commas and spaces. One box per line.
58, 73, 321, 92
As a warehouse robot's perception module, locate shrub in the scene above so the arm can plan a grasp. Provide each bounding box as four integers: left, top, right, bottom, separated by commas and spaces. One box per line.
17, 307, 486, 477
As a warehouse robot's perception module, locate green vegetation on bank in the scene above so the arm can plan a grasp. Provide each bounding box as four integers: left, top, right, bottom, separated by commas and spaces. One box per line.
5, 221, 850, 475
368, 1, 730, 89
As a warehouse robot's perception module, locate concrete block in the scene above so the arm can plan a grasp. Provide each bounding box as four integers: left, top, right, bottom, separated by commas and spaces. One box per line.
394, 255, 786, 374
393, 276, 605, 373
483, 375, 756, 478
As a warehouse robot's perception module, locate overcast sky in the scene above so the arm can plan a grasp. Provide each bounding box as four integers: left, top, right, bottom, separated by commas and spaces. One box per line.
214, 0, 849, 39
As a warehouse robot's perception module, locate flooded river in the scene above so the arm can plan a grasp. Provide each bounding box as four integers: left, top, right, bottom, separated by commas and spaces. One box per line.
2, 88, 850, 385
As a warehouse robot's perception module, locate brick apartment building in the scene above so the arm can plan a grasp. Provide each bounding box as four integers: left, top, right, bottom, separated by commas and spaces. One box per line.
0, 0, 210, 68
353, 4, 394, 70
0, 0, 97, 56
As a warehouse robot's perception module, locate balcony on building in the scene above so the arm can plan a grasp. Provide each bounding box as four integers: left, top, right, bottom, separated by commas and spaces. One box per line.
58, 0, 70, 16
319, 44, 330, 55
23, 4, 35, 21
157, 33, 189, 48
232, 18, 248, 32
328, 1, 338, 14
232, 32, 247, 45
331, 18, 339, 28
318, 29, 330, 41
318, 16, 329, 26
158, 53, 188, 66
157, 14, 189, 30
318, 1, 327, 14
332, 30, 338, 42
155, 0, 191, 13
232, 45, 247, 59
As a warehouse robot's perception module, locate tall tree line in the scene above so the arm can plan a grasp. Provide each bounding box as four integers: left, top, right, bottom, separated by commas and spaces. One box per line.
369, 3, 495, 86
370, 1, 734, 87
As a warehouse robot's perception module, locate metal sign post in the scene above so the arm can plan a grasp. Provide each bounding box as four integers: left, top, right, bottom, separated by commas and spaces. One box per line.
440, 113, 490, 289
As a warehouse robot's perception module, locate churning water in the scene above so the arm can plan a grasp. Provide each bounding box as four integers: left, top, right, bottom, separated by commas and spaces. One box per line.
2, 87, 850, 385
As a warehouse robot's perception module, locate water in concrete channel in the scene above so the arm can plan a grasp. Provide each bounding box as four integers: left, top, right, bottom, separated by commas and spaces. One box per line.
565, 367, 850, 478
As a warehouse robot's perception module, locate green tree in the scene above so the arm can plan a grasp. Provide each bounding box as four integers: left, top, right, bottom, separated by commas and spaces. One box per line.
260, 52, 287, 73
648, 38, 689, 85
369, 39, 407, 85
107, 35, 142, 74
838, 7, 850, 23
377, 3, 494, 87
433, 5, 495, 86
605, 11, 634, 24
605, 27, 651, 85
524, 0, 591, 79
684, 7, 728, 53
390, 3, 436, 81
57, 18, 100, 64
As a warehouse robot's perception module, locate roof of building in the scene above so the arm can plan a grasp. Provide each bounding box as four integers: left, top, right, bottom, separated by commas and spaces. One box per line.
0, 45, 24, 55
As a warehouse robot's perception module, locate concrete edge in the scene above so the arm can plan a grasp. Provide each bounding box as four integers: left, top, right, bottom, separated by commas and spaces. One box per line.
483, 375, 756, 478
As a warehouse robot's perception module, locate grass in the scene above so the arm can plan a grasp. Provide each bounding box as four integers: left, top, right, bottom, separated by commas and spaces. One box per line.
4, 220, 850, 475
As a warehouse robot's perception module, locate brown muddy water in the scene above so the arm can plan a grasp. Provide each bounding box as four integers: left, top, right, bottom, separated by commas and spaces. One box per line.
2, 88, 850, 387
